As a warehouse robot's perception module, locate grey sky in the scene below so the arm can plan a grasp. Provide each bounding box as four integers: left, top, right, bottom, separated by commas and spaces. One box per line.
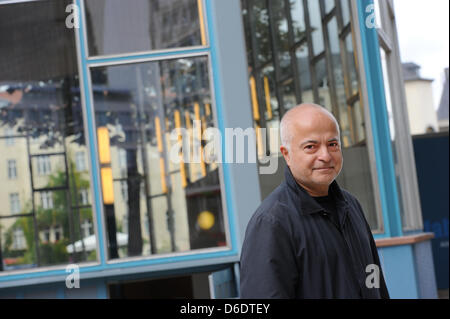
394, 0, 449, 109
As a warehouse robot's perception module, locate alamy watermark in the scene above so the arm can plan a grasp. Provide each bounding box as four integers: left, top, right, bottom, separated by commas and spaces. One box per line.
65, 264, 80, 289
365, 264, 380, 289
165, 121, 280, 175
365, 4, 381, 29
65, 4, 80, 29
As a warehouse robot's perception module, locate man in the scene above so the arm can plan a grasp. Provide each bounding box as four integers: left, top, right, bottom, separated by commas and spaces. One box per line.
240, 103, 389, 299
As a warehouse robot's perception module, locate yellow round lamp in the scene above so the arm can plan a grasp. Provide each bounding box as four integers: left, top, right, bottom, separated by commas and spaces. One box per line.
197, 211, 215, 230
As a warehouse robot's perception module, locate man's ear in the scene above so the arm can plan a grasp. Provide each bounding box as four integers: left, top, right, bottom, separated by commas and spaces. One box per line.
280, 145, 290, 165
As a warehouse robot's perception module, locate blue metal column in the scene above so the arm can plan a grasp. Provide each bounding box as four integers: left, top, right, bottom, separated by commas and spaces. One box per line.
355, 0, 403, 238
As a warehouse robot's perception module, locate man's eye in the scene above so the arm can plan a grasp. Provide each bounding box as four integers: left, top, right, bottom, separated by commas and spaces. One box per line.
305, 145, 314, 150
329, 143, 339, 148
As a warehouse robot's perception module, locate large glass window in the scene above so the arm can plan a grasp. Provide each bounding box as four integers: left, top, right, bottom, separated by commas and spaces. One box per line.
90, 56, 228, 260
241, 0, 382, 231
84, 0, 206, 57
0, 0, 96, 271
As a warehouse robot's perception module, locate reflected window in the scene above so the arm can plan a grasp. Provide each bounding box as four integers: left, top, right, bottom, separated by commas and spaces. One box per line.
0, 0, 97, 271
80, 189, 89, 205
75, 151, 86, 172
91, 56, 228, 260
12, 228, 26, 250
37, 156, 52, 176
10, 193, 20, 214
7, 159, 17, 179
40, 191, 54, 210
81, 219, 93, 238
4, 127, 15, 146
85, 0, 206, 57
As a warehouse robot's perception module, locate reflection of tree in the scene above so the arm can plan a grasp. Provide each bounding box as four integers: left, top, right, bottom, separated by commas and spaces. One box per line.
0, 0, 90, 269
0, 76, 89, 267
242, 0, 305, 67
91, 58, 211, 257
2, 161, 94, 267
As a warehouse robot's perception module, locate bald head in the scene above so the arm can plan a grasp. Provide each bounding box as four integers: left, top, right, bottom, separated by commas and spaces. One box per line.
280, 103, 340, 151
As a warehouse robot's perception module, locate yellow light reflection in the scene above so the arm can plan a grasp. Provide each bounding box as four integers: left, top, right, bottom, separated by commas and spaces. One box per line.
197, 211, 215, 230
264, 76, 273, 120
174, 110, 187, 188
101, 167, 114, 204
250, 76, 260, 121
155, 117, 163, 153
97, 127, 111, 164
197, 0, 207, 46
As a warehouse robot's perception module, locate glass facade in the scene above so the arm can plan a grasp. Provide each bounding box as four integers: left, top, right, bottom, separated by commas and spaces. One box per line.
0, 0, 227, 270
242, 0, 382, 231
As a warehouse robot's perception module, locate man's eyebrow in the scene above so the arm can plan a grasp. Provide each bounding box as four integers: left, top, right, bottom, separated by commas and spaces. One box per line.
300, 138, 339, 146
300, 140, 318, 147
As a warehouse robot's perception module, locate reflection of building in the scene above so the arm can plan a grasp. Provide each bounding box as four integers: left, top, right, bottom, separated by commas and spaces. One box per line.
0, 0, 438, 299
402, 62, 439, 134
0, 83, 95, 269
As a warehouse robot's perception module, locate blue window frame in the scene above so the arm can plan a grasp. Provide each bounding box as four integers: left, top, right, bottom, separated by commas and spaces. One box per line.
354, 0, 403, 239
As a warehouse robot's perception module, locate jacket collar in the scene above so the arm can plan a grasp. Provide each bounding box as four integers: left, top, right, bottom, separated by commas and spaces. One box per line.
284, 166, 348, 216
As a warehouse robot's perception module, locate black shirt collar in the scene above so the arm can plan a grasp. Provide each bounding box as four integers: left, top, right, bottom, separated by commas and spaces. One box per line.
284, 166, 347, 215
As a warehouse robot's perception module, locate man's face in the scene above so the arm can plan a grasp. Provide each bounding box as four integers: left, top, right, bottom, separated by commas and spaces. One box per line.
280, 109, 343, 196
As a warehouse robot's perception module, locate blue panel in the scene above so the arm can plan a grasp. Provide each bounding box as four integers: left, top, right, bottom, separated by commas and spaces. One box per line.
413, 134, 449, 290
97, 280, 108, 299
356, 0, 403, 237
378, 246, 419, 298
413, 241, 438, 298
76, 0, 107, 264
205, 0, 239, 254
205, 0, 262, 251
209, 267, 238, 299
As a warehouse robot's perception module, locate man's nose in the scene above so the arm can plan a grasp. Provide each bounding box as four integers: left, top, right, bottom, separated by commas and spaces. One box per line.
317, 146, 332, 162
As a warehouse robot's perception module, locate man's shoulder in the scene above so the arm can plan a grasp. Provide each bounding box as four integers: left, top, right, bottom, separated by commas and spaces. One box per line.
251, 182, 295, 225
338, 187, 369, 223
339, 187, 357, 201
339, 187, 362, 208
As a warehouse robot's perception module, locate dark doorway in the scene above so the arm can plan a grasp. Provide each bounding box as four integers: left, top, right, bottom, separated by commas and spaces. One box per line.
108, 273, 210, 299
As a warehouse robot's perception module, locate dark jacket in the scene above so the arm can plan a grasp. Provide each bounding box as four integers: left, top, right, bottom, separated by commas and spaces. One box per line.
240, 167, 390, 299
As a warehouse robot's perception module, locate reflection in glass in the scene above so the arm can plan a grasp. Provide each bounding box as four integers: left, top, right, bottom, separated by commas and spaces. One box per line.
296, 44, 312, 97
90, 57, 227, 259
261, 64, 278, 121
326, 17, 351, 147
85, 0, 205, 56
324, 0, 335, 14
314, 58, 332, 112
281, 79, 296, 111
241, 0, 382, 231
308, 0, 325, 56
270, 0, 291, 76
345, 34, 359, 96
340, 0, 351, 26
0, 0, 96, 271
290, 0, 307, 43
379, 48, 407, 228
247, 0, 273, 66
